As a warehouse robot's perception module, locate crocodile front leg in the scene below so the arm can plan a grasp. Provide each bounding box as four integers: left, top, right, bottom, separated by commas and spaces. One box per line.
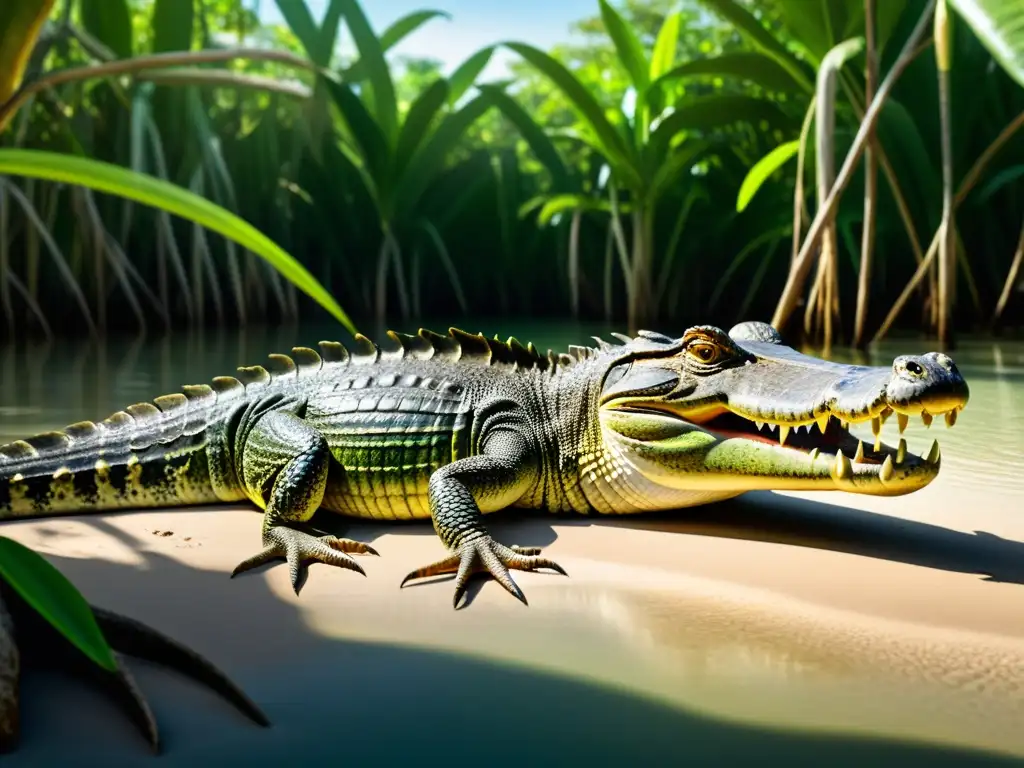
229, 402, 377, 592
400, 429, 567, 608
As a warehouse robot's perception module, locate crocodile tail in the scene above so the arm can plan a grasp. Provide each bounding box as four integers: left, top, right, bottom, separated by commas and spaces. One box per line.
0, 388, 231, 519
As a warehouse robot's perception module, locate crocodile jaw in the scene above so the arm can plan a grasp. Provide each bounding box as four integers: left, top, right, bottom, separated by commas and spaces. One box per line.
598, 408, 946, 499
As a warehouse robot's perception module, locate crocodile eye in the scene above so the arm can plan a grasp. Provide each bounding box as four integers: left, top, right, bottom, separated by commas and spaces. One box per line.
688, 342, 720, 365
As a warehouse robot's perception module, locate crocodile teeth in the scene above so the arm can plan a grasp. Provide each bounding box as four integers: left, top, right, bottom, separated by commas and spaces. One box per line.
808, 447, 820, 461
896, 438, 907, 465
871, 416, 881, 437
833, 450, 852, 480
816, 414, 829, 433
945, 409, 958, 428
921, 411, 933, 428
880, 408, 893, 425
879, 454, 895, 482
873, 434, 882, 452
755, 421, 764, 431
926, 439, 941, 464
897, 413, 909, 433
853, 440, 865, 463
778, 425, 791, 446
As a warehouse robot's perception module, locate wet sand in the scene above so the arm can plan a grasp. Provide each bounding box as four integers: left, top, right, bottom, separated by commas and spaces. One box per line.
3, 469, 1024, 766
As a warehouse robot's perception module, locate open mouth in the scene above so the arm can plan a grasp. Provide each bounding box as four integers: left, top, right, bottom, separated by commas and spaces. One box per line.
615, 401, 963, 494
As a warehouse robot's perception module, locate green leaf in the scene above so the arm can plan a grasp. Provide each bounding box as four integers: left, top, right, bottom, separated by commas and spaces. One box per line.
538, 193, 616, 225
345, 9, 450, 83
380, 9, 450, 50
273, 0, 322, 62
976, 163, 1024, 203
503, 42, 639, 187
80, 0, 132, 58
0, 536, 117, 672
0, 149, 355, 332
949, 0, 1024, 88
697, 0, 815, 92
322, 75, 391, 191
0, 0, 56, 124
338, 0, 398, 145
654, 52, 805, 94
477, 84, 571, 192
650, 12, 682, 81
736, 140, 800, 212
649, 140, 712, 203
151, 0, 193, 53
397, 95, 493, 221
598, 0, 650, 92
396, 78, 448, 173
773, 0, 836, 63
447, 46, 494, 106
649, 95, 795, 161
318, 0, 345, 67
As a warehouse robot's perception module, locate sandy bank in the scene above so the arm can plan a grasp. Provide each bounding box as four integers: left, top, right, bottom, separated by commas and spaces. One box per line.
1, 477, 1024, 766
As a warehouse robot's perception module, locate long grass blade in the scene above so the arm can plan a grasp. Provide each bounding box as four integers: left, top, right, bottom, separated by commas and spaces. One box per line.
0, 148, 353, 331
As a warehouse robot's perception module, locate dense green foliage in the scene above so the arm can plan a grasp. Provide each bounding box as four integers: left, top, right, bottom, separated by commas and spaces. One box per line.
1, 0, 1024, 340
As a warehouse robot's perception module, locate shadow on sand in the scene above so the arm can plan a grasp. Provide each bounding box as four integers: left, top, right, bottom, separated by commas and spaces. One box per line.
574, 490, 1024, 585
3, 498, 1024, 767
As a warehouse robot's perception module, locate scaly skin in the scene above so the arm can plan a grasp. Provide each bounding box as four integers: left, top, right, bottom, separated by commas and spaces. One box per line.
0, 321, 970, 750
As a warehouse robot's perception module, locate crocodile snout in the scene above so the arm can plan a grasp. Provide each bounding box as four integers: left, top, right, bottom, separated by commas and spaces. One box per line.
886, 352, 969, 416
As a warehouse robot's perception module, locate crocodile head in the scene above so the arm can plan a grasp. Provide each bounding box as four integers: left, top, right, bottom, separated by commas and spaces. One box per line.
593, 321, 969, 507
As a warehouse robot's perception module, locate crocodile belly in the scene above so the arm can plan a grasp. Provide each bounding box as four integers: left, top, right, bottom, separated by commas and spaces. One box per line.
308, 384, 471, 521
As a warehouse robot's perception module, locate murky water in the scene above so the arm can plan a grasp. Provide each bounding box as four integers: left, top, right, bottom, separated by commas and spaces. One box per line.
2, 322, 1024, 764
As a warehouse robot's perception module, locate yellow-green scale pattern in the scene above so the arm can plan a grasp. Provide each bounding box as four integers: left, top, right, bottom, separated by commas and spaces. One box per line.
0, 437, 222, 518
308, 379, 472, 521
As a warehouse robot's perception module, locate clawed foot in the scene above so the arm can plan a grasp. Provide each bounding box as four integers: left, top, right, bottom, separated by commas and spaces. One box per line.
0, 590, 268, 754
400, 535, 567, 608
230, 526, 378, 594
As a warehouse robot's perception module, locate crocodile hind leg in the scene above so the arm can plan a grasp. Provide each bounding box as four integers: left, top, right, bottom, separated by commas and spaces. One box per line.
229, 409, 377, 593
400, 429, 567, 608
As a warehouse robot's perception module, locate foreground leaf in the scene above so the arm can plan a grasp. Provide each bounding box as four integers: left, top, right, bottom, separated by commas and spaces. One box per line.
737, 140, 801, 211
949, 0, 1024, 88
0, 537, 117, 672
0, 149, 355, 332
0, 0, 56, 128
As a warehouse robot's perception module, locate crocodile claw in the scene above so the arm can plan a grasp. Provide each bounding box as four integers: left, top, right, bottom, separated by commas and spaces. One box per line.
0, 588, 269, 754
400, 537, 567, 609
231, 526, 376, 594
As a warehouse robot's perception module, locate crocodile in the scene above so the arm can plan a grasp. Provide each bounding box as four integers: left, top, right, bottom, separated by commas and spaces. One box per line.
0, 320, 969, 751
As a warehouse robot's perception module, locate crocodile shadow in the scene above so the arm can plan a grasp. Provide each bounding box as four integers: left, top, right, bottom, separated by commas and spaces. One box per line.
576, 490, 1024, 586
304, 486, 1024, 592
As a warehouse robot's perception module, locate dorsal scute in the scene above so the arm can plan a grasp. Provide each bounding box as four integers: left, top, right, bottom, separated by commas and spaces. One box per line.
350, 334, 379, 365
318, 340, 350, 366
236, 365, 271, 388
450, 328, 491, 365
65, 421, 99, 441
24, 431, 70, 454
0, 440, 37, 462
291, 347, 323, 376
419, 329, 459, 360
380, 332, 405, 361
390, 330, 433, 360
181, 384, 216, 435
211, 376, 245, 399
486, 335, 518, 365
266, 353, 298, 379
